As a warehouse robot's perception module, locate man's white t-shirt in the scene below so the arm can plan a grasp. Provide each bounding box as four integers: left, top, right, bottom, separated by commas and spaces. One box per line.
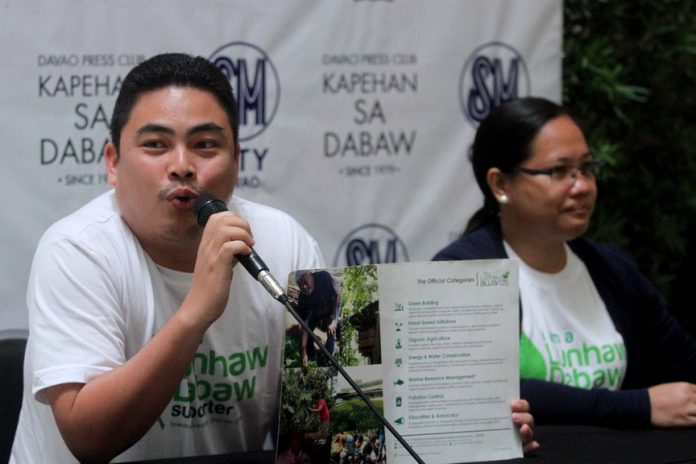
11, 190, 324, 463
504, 242, 627, 390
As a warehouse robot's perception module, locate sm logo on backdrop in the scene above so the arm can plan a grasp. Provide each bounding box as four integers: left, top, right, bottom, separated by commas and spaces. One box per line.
459, 41, 531, 126
209, 42, 280, 142
333, 224, 409, 266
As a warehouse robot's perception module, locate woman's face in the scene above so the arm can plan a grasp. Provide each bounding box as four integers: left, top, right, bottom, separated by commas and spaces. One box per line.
496, 115, 597, 244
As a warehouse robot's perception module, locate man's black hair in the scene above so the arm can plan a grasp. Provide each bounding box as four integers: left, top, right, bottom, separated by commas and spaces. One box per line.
110, 53, 239, 153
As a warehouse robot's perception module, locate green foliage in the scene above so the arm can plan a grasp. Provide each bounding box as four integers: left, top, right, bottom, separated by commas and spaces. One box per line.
332, 397, 384, 433
563, 0, 696, 324
280, 366, 337, 434
337, 266, 379, 366
338, 321, 359, 366
284, 331, 302, 369
341, 265, 379, 315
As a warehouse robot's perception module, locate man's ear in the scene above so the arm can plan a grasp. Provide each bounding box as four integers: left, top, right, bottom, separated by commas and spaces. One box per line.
104, 142, 119, 187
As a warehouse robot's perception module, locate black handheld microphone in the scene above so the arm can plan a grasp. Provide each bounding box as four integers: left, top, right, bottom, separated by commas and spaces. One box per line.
193, 193, 287, 301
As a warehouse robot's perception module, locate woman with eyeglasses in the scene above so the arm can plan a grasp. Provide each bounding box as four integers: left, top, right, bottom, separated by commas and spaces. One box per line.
433, 97, 696, 428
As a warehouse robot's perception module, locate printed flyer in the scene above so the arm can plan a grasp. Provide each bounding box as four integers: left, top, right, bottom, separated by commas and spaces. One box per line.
276, 260, 520, 464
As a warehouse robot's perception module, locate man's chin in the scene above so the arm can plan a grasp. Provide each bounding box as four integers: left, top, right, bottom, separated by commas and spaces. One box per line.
160, 222, 202, 243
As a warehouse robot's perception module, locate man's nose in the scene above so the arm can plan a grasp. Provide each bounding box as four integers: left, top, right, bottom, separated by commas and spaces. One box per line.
168, 147, 195, 179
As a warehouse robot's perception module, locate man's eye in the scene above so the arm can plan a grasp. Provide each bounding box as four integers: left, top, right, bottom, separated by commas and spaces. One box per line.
142, 140, 165, 149
195, 140, 219, 149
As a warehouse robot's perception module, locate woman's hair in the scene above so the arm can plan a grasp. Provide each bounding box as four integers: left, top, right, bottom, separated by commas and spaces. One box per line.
465, 97, 571, 233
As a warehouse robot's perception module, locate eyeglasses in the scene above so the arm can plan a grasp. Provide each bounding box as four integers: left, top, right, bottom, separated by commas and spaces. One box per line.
512, 159, 605, 183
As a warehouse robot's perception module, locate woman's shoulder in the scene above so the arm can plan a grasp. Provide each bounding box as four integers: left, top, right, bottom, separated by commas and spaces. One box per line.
432, 222, 504, 261
569, 237, 640, 271
569, 237, 654, 296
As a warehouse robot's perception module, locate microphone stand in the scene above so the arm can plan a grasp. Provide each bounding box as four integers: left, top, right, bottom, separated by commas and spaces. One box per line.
275, 292, 425, 464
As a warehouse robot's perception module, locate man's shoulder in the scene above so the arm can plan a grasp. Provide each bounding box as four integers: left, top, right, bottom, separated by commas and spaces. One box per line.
39, 190, 129, 250
230, 195, 325, 268
231, 195, 300, 227
230, 195, 318, 245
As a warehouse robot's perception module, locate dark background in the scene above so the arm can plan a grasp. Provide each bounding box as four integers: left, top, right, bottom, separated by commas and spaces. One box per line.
563, 0, 696, 335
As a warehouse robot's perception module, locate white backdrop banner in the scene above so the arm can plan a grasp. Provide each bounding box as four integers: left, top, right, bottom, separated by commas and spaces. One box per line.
0, 0, 562, 332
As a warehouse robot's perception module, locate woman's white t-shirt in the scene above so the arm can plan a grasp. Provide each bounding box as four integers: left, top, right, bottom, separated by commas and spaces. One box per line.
504, 242, 627, 390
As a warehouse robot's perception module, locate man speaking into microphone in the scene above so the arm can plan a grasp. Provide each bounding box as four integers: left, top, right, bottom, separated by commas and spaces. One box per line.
11, 53, 325, 463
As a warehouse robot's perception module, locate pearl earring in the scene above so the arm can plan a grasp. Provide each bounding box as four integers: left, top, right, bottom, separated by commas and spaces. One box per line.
498, 194, 508, 204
